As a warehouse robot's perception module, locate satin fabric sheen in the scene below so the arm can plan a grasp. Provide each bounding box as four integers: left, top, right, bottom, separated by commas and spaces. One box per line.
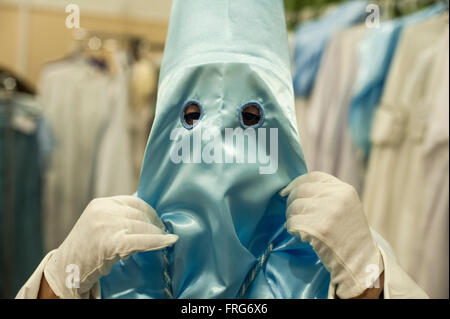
100, 0, 330, 299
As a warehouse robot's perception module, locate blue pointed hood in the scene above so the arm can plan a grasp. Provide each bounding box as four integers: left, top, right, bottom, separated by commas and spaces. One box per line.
100, 0, 330, 299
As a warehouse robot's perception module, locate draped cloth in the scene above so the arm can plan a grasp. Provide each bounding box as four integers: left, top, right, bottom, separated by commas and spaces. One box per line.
100, 0, 331, 299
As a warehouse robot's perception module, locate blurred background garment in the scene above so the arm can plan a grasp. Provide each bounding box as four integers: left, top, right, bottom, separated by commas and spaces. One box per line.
91, 51, 135, 199
348, 2, 446, 161
128, 52, 158, 181
0, 83, 49, 298
416, 26, 449, 298
305, 25, 366, 194
363, 12, 448, 280
292, 0, 368, 174
0, 0, 159, 298
36, 33, 159, 253
290, 0, 449, 298
39, 58, 115, 252
292, 0, 367, 98
39, 54, 135, 252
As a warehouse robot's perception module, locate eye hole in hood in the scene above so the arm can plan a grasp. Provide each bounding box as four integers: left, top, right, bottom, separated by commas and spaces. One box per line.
239, 102, 265, 129
181, 101, 204, 129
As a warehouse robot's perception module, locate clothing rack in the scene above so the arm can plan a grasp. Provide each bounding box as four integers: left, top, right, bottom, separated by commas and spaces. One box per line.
71, 28, 165, 55
373, 0, 448, 17
285, 0, 448, 28
64, 28, 164, 73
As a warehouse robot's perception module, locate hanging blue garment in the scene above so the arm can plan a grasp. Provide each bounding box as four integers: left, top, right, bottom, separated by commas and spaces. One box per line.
348, 3, 447, 159
292, 0, 367, 98
100, 0, 331, 299
0, 95, 45, 298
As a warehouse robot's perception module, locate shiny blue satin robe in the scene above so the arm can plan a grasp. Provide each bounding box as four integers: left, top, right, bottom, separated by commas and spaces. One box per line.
100, 0, 331, 299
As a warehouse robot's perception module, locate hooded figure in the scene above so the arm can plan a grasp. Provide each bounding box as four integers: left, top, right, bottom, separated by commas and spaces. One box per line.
100, 0, 330, 298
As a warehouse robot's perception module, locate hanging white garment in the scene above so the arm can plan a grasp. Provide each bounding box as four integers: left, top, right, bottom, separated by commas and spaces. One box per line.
93, 52, 136, 198
39, 59, 114, 252
301, 25, 366, 194
295, 98, 311, 167
415, 24, 449, 299
301, 34, 340, 173
128, 57, 158, 182
318, 25, 367, 193
39, 56, 136, 252
363, 14, 449, 292
390, 18, 449, 277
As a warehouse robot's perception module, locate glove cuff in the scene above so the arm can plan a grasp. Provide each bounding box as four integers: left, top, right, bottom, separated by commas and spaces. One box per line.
333, 245, 384, 299
299, 227, 384, 299
44, 250, 95, 299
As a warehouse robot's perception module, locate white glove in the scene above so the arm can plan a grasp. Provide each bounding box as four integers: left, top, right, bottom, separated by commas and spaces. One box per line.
44, 196, 178, 299
280, 172, 383, 299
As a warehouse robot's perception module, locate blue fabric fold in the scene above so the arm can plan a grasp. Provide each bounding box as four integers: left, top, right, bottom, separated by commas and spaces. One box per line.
100, 0, 331, 299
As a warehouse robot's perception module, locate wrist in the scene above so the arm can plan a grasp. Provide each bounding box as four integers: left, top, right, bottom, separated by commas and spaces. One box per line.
44, 250, 86, 299
37, 273, 60, 299
351, 272, 385, 299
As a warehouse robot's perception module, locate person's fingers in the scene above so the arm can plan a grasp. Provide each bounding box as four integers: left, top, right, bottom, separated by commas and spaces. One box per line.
286, 182, 320, 206
117, 233, 179, 257
280, 172, 320, 197
309, 171, 342, 185
286, 197, 323, 218
285, 213, 311, 237
110, 195, 144, 209
280, 174, 308, 197
111, 196, 166, 230
140, 206, 166, 231
120, 219, 167, 236
121, 207, 152, 223
285, 216, 316, 244
280, 172, 338, 197
110, 195, 148, 209
286, 186, 300, 207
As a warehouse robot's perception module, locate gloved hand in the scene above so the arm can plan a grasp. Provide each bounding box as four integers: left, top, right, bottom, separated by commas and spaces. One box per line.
280, 172, 384, 299
43, 196, 178, 299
